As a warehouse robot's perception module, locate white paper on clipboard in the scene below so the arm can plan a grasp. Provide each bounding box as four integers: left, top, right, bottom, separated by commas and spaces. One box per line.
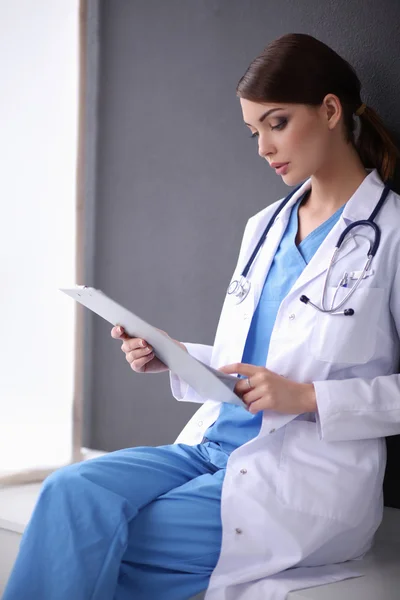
60, 286, 246, 409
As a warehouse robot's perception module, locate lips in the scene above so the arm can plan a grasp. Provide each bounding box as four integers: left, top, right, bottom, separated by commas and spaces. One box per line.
273, 163, 289, 176
270, 162, 289, 168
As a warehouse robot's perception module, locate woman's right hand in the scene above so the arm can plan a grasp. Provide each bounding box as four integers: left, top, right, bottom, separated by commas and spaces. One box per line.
111, 325, 187, 373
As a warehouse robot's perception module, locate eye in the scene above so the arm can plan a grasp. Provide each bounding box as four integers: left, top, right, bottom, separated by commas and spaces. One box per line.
249, 118, 288, 139
271, 118, 287, 131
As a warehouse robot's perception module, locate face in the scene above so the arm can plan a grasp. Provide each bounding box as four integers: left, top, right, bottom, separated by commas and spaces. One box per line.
239, 96, 343, 185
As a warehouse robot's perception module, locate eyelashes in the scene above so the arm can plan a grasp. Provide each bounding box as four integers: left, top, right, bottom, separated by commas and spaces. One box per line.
250, 118, 288, 139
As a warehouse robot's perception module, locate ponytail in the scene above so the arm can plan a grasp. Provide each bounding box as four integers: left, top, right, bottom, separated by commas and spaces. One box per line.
355, 104, 400, 182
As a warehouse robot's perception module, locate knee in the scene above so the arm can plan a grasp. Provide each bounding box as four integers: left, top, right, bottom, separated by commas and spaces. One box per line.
42, 462, 82, 495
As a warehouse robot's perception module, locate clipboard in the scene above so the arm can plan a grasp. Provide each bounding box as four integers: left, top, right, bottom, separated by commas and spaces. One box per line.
59, 286, 246, 408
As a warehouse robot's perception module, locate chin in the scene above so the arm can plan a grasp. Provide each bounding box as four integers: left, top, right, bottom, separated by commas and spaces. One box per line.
283, 168, 311, 187
281, 173, 302, 187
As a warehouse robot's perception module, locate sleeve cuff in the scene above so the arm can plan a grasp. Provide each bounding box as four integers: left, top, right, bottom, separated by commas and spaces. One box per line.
168, 343, 208, 404
313, 379, 344, 441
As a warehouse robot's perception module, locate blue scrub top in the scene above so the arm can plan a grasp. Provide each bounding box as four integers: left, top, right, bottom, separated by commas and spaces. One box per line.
204, 191, 346, 454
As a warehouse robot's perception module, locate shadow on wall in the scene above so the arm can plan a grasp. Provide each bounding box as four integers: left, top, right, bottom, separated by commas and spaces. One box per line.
384, 434, 400, 508
382, 135, 400, 510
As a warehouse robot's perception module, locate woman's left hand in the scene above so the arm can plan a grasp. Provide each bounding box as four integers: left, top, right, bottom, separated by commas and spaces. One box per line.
219, 363, 317, 415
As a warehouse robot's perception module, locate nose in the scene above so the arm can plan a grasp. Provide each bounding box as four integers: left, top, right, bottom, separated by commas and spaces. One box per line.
257, 134, 275, 160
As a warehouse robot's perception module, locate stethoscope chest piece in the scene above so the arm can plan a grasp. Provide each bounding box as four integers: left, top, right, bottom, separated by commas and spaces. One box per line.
227, 276, 251, 304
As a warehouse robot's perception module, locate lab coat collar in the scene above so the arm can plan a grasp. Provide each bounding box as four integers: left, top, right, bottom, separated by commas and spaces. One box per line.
341, 168, 387, 223
274, 178, 312, 224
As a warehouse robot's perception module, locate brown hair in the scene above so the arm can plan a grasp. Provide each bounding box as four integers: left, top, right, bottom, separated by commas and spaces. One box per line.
236, 33, 399, 182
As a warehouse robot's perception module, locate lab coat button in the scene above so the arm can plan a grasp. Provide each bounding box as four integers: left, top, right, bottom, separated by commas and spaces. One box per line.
269, 428, 276, 434
289, 313, 296, 320
235, 528, 243, 534
198, 421, 203, 427
240, 468, 247, 474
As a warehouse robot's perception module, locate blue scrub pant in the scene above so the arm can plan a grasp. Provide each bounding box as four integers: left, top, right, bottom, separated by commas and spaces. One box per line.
3, 442, 228, 600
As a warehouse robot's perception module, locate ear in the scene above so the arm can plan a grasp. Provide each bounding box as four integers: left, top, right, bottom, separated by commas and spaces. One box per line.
322, 93, 342, 130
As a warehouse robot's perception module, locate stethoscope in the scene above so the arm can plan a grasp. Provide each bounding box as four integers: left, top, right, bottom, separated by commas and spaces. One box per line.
227, 181, 392, 316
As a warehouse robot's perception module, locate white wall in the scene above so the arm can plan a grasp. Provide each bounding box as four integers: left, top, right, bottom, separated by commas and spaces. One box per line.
0, 0, 79, 474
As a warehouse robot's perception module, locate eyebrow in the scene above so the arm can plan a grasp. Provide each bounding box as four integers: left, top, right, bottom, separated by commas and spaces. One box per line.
244, 107, 285, 127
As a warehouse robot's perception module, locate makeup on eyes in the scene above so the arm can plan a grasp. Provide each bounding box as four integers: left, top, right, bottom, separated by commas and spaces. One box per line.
249, 117, 288, 138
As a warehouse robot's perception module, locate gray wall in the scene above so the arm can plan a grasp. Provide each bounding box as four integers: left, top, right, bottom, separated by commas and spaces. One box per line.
84, 1, 400, 468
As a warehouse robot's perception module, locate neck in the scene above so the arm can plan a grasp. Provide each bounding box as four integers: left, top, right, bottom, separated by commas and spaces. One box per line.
306, 143, 368, 214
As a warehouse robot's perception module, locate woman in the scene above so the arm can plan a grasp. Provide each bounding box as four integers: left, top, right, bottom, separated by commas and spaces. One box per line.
4, 33, 400, 600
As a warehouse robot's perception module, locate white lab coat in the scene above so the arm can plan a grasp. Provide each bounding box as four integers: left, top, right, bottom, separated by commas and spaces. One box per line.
169, 168, 400, 599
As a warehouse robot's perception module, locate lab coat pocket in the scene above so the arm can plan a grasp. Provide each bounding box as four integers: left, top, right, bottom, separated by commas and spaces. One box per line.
309, 286, 384, 364
277, 421, 381, 525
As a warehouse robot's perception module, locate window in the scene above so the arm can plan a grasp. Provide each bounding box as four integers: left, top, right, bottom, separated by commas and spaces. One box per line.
0, 0, 80, 480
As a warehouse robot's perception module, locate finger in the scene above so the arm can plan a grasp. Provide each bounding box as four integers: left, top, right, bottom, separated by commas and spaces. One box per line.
235, 378, 255, 395
241, 388, 263, 406
247, 399, 265, 414
219, 363, 262, 377
232, 372, 261, 396
111, 325, 128, 339
121, 339, 151, 353
126, 347, 153, 363
131, 353, 155, 372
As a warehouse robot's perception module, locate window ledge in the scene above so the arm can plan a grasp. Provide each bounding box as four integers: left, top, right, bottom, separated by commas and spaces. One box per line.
0, 448, 106, 534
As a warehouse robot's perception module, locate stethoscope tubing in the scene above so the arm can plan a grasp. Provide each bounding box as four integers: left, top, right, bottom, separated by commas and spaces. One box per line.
227, 180, 392, 312
241, 182, 305, 279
